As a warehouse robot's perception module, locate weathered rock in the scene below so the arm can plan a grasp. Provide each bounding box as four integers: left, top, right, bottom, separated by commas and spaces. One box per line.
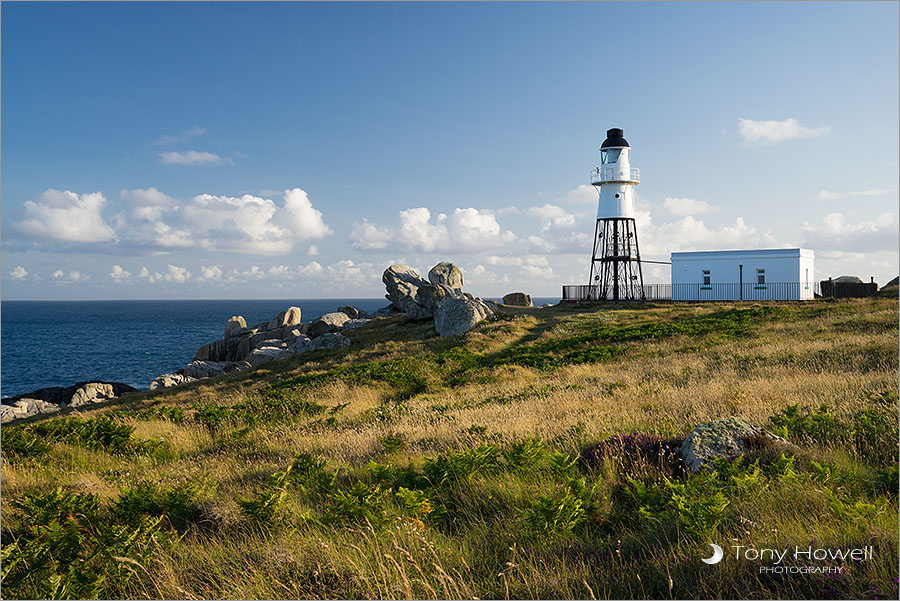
433, 297, 494, 337
338, 305, 370, 319
150, 373, 198, 390
417, 284, 464, 314
247, 342, 293, 367
69, 383, 117, 408
428, 262, 464, 290
679, 417, 794, 472
502, 292, 533, 307
267, 307, 302, 330
383, 265, 430, 315
372, 305, 401, 318
284, 328, 306, 345
5, 381, 136, 406
342, 319, 371, 331
290, 333, 351, 354
0, 398, 61, 422
307, 312, 351, 338
180, 361, 235, 380
225, 316, 247, 339
194, 338, 229, 362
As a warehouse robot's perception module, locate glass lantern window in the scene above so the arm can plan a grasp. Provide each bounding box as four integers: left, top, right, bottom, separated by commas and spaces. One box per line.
601, 149, 621, 164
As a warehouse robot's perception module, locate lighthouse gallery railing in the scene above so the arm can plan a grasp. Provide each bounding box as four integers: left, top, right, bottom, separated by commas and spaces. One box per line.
591, 167, 640, 184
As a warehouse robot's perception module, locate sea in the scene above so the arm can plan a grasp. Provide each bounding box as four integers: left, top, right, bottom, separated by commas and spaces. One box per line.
1, 297, 558, 398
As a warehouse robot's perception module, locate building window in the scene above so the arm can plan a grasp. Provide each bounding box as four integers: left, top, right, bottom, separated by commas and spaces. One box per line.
601, 148, 621, 164
757, 269, 765, 285
805, 268, 809, 283
702, 270, 710, 285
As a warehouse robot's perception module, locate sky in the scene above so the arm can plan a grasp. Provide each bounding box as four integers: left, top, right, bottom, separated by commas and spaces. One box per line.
2, 1, 898, 300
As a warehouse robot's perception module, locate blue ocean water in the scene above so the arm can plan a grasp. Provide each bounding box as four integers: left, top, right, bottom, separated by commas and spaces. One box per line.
1, 297, 558, 397
0, 299, 388, 398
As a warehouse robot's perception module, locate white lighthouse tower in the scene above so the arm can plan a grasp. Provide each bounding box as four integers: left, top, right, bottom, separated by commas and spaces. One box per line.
587, 128, 645, 300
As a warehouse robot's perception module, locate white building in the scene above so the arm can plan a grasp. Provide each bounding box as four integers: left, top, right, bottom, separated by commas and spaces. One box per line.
670, 248, 815, 301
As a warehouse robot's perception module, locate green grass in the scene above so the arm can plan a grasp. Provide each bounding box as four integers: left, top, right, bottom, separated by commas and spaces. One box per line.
1, 298, 897, 599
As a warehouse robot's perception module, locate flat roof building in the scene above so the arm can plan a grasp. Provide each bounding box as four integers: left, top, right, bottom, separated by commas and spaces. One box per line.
671, 248, 815, 301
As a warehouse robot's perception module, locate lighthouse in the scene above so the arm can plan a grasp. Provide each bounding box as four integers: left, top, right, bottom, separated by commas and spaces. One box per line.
587, 128, 645, 300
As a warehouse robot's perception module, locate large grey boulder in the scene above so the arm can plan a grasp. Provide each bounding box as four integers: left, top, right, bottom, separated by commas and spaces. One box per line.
417, 284, 465, 314
4, 381, 136, 407
225, 316, 247, 339
434, 296, 494, 337
679, 417, 793, 472
383, 265, 432, 317
180, 360, 235, 380
290, 332, 351, 354
342, 319, 371, 331
69, 382, 117, 408
502, 292, 533, 307
267, 307, 302, 330
1, 398, 60, 423
247, 342, 293, 368
428, 262, 464, 290
150, 373, 198, 390
307, 312, 351, 338
338, 305, 371, 319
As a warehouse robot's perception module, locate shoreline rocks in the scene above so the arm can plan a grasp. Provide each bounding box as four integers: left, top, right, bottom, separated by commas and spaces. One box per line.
1, 380, 138, 424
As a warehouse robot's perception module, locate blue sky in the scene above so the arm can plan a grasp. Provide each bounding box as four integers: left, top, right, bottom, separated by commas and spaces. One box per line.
3, 1, 898, 300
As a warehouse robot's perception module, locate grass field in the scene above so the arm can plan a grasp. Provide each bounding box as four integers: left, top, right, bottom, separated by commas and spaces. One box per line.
1, 297, 898, 599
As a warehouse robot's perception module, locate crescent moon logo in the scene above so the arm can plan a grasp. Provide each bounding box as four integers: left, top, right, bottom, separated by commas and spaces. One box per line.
701, 543, 724, 565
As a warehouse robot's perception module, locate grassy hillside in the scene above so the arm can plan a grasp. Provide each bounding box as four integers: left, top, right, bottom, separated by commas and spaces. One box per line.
2, 298, 898, 600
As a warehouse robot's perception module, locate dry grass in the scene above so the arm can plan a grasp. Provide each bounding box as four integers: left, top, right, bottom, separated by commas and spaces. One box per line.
2, 297, 897, 599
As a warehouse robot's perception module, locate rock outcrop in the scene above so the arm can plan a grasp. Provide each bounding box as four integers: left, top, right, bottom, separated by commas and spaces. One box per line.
338, 305, 370, 319
290, 332, 351, 353
678, 417, 794, 472
434, 296, 494, 337
502, 292, 533, 307
150, 373, 198, 391
428, 262, 464, 289
3, 381, 136, 408
381, 262, 493, 335
1, 398, 61, 423
69, 382, 117, 407
307, 312, 351, 338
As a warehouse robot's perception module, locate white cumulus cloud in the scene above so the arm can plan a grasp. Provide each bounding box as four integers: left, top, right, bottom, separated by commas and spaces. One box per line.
9, 266, 28, 280
526, 203, 576, 230
663, 197, 719, 217
351, 207, 515, 254
738, 118, 830, 145
16, 189, 116, 243
109, 265, 131, 281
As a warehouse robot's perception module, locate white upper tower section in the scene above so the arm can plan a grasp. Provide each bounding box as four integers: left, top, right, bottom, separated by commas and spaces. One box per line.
591, 128, 640, 219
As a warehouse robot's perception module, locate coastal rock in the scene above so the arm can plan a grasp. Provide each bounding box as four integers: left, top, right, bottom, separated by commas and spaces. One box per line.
4, 381, 137, 407
428, 262, 464, 290
150, 373, 198, 390
679, 417, 794, 472
307, 312, 351, 338
267, 307, 302, 331
194, 338, 229, 362
342, 319, 371, 331
247, 341, 293, 367
383, 265, 429, 313
225, 316, 247, 339
1, 398, 61, 422
69, 383, 117, 408
180, 361, 235, 380
502, 292, 533, 307
373, 305, 401, 318
284, 328, 306, 345
290, 332, 351, 354
417, 284, 465, 314
434, 296, 494, 337
338, 305, 370, 319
